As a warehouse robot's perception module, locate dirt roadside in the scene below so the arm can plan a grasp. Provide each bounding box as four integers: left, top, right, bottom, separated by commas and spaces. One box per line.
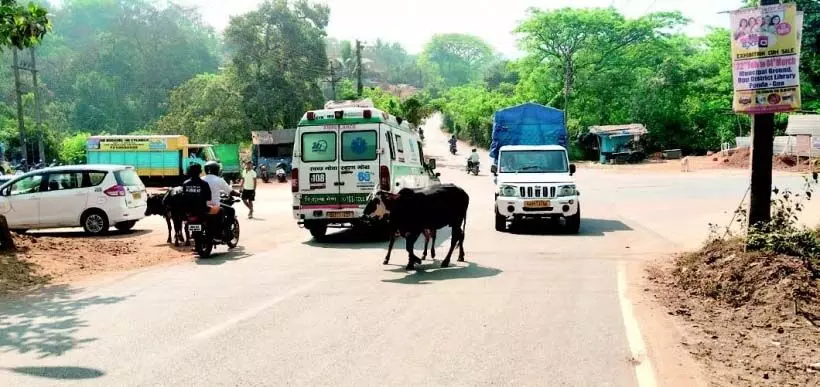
649, 239, 820, 387
583, 148, 815, 174
0, 183, 298, 295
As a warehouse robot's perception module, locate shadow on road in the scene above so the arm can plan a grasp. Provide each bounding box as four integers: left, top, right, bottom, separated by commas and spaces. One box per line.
3, 366, 105, 380
195, 246, 252, 265
0, 285, 129, 357
509, 217, 631, 236
29, 229, 152, 240
382, 261, 502, 285
304, 227, 454, 253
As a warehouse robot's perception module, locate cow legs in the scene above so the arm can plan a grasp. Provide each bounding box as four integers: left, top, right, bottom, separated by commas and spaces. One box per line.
457, 225, 466, 262
430, 229, 437, 259
421, 230, 430, 260
405, 232, 422, 270
441, 225, 463, 268
183, 218, 191, 246
384, 232, 396, 265
164, 212, 172, 244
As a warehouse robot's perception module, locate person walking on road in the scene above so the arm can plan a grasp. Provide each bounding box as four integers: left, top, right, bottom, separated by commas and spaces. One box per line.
240, 161, 257, 219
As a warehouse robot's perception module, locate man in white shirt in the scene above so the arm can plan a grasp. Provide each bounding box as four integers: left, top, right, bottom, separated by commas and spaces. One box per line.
203, 161, 238, 238
240, 161, 258, 219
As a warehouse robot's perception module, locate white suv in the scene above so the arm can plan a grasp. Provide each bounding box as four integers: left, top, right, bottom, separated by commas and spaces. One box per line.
0, 165, 148, 235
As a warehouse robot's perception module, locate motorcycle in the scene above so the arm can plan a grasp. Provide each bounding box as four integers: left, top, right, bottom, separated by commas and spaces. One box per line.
466, 161, 480, 176
259, 164, 270, 183
275, 163, 287, 183
449, 143, 457, 155
188, 194, 240, 258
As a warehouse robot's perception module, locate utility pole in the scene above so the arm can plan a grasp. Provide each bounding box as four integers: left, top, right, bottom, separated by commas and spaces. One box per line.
328, 61, 340, 99
355, 39, 363, 97
11, 49, 27, 163
30, 48, 44, 163
747, 0, 778, 227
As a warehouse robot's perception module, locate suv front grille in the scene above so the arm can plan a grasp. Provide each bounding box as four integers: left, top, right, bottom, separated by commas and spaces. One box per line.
519, 186, 556, 198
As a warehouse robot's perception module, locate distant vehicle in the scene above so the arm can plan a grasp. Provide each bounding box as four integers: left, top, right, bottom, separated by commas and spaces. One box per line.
86, 135, 219, 186
490, 103, 580, 233
212, 144, 241, 183
0, 165, 148, 235
292, 101, 439, 238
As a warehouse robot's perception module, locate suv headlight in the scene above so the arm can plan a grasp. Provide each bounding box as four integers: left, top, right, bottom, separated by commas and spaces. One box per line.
498, 185, 518, 197
557, 185, 577, 197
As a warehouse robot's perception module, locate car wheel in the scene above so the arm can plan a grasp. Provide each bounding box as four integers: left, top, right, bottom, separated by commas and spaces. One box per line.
495, 208, 507, 232
565, 205, 581, 234
114, 220, 137, 232
308, 224, 327, 238
82, 210, 110, 235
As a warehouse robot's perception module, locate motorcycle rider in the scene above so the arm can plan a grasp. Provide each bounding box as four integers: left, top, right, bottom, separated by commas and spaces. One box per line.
181, 163, 212, 222
448, 135, 457, 153
202, 161, 239, 240
467, 148, 480, 171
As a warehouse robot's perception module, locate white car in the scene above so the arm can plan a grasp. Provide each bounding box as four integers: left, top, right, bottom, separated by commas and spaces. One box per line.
0, 165, 148, 235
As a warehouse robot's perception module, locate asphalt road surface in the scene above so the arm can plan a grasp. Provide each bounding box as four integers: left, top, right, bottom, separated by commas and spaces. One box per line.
1, 116, 816, 386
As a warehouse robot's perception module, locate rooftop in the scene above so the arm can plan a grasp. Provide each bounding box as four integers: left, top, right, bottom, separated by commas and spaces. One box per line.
588, 124, 648, 136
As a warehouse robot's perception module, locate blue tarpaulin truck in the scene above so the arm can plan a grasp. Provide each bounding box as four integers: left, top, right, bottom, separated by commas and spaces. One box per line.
488, 103, 580, 234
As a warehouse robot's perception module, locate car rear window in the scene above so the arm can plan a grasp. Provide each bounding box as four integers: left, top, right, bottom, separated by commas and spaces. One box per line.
301, 132, 336, 162
341, 130, 377, 161
115, 169, 143, 186
86, 172, 107, 187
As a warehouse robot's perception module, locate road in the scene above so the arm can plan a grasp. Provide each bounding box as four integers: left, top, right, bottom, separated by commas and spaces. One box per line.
1, 116, 817, 386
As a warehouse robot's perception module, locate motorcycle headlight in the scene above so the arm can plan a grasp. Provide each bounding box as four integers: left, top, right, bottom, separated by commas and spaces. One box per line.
558, 185, 577, 197
499, 185, 518, 197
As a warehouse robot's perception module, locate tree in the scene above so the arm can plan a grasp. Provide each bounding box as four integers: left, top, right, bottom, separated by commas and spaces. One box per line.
419, 33, 494, 87
516, 8, 685, 119
154, 71, 250, 144
58, 132, 90, 164
225, 0, 329, 130
0, 0, 50, 50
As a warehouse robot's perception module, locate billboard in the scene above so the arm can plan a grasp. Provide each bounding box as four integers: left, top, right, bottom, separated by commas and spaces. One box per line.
731, 3, 802, 114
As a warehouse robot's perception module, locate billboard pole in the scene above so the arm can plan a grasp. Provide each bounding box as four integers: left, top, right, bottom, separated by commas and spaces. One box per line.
747, 0, 784, 228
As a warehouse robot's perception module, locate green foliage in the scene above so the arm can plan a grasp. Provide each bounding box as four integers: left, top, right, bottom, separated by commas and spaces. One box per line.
154, 71, 249, 144
435, 84, 519, 147
0, 0, 51, 50
419, 33, 494, 88
58, 132, 89, 164
225, 0, 329, 130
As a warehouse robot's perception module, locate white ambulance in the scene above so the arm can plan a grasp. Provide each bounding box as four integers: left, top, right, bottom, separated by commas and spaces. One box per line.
291, 100, 439, 238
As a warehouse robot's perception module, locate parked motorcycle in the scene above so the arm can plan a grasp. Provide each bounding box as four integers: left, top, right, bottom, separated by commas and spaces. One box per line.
188, 194, 240, 258
259, 164, 270, 183
275, 163, 287, 183
466, 161, 480, 176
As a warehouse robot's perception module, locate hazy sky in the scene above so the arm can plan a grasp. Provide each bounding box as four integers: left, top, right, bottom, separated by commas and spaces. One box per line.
181, 0, 742, 57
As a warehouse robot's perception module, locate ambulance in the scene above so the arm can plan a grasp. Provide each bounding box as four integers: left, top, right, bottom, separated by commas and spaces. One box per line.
291, 100, 439, 238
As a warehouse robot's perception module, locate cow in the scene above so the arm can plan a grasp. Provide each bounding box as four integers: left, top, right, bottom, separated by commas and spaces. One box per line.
145, 187, 189, 246
364, 184, 469, 270
383, 228, 436, 265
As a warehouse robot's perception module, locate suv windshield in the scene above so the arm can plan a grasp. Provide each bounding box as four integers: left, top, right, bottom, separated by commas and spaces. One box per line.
498, 150, 568, 173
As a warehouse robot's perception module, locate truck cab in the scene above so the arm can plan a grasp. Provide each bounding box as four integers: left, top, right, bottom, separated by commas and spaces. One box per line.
491, 144, 580, 233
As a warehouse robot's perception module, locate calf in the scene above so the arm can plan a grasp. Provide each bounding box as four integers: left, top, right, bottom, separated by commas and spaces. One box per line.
145, 187, 189, 246
365, 184, 469, 270
681, 156, 690, 172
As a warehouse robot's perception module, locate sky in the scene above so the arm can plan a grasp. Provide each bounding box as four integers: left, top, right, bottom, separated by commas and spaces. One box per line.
180, 0, 743, 57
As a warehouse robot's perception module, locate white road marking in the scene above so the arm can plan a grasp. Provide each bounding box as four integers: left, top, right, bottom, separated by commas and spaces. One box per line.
617, 261, 657, 387
192, 279, 322, 341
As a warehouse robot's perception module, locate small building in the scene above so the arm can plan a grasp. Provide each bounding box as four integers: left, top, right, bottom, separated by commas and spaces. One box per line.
785, 115, 820, 157
252, 129, 297, 172
588, 124, 648, 163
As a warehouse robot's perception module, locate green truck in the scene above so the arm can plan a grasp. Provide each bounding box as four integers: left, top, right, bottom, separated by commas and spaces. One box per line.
213, 144, 241, 183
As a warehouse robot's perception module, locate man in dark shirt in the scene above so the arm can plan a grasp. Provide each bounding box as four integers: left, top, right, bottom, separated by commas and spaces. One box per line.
181, 163, 211, 218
